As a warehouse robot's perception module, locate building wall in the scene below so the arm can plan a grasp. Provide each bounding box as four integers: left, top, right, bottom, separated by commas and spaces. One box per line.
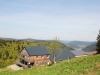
20, 48, 51, 67
21, 49, 29, 56
34, 60, 51, 66
30, 55, 51, 66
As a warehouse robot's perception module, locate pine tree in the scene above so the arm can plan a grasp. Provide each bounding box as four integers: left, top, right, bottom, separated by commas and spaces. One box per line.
96, 30, 100, 54
18, 45, 20, 50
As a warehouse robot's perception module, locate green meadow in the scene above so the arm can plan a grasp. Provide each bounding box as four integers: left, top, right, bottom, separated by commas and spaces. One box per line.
0, 54, 100, 75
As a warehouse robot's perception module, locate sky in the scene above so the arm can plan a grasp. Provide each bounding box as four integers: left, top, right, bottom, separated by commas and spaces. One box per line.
0, 0, 100, 41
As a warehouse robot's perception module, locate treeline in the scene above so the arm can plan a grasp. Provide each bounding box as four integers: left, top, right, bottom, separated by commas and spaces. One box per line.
0, 39, 71, 68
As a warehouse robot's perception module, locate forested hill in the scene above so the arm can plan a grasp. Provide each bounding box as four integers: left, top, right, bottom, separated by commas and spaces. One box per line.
0, 39, 38, 68
0, 38, 71, 68
82, 42, 96, 52
67, 41, 94, 46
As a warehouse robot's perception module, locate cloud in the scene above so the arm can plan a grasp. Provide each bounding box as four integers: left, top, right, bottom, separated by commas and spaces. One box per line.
0, 0, 100, 41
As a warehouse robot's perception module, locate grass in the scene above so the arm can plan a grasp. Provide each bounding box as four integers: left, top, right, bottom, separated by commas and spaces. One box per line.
0, 54, 100, 75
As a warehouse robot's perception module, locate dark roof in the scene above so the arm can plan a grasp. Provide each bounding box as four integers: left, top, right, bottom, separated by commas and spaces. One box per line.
71, 50, 94, 56
24, 46, 50, 56
50, 49, 75, 61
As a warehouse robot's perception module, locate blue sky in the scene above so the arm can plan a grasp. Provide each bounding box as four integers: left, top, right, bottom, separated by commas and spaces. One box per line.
0, 0, 100, 41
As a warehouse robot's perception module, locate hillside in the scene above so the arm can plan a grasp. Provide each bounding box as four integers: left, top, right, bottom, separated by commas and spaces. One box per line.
0, 38, 70, 68
0, 39, 38, 68
82, 42, 96, 52
0, 54, 100, 75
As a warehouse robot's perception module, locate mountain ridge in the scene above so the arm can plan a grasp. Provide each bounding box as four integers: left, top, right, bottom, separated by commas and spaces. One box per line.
82, 42, 96, 52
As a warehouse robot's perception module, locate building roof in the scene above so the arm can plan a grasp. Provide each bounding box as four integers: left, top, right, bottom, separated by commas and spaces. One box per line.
71, 50, 94, 56
24, 46, 50, 56
50, 49, 75, 61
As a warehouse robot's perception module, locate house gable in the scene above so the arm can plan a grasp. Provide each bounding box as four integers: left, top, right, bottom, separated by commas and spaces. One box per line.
21, 48, 29, 56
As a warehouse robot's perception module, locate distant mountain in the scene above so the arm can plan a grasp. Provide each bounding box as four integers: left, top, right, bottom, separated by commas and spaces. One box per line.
20, 38, 46, 42
0, 37, 72, 49
60, 40, 70, 44
82, 42, 96, 52
61, 40, 95, 50
0, 37, 16, 41
66, 44, 80, 49
0, 37, 46, 42
68, 41, 94, 46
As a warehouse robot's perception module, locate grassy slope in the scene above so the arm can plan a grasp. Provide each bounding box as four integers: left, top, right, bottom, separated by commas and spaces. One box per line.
1, 54, 100, 75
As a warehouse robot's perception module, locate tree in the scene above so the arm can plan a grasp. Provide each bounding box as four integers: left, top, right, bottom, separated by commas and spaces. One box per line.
18, 45, 20, 50
47, 37, 63, 63
96, 30, 100, 54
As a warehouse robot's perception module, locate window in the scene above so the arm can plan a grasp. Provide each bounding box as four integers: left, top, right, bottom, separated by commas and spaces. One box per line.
36, 56, 38, 59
